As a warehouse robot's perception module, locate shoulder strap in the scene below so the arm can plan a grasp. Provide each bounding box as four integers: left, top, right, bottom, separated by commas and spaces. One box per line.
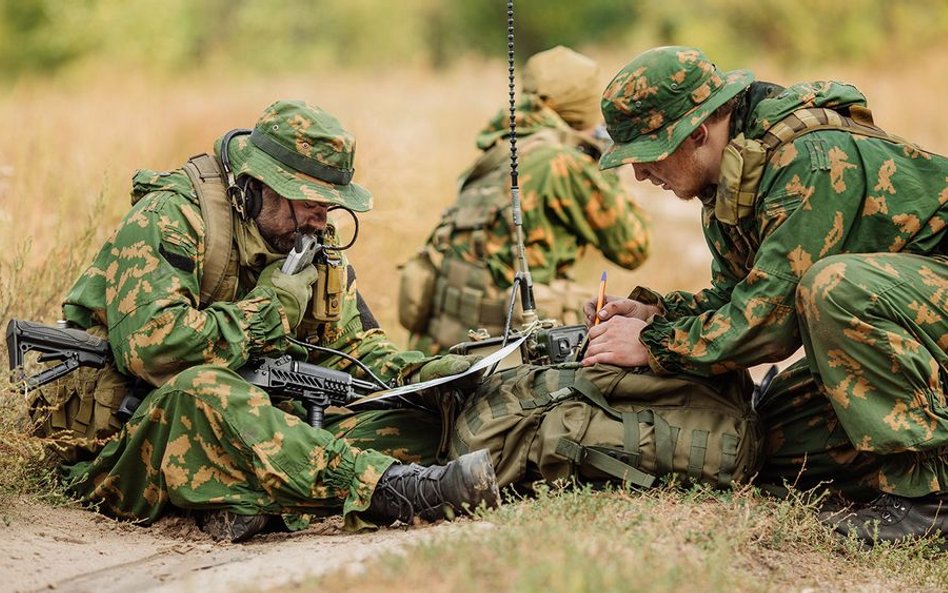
181, 154, 236, 306
716, 106, 910, 226
760, 105, 906, 151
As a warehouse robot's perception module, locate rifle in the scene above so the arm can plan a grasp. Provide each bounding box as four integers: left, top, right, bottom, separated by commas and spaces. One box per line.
6, 319, 390, 429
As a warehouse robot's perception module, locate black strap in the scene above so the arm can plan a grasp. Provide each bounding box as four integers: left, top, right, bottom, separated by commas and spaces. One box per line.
250, 129, 353, 185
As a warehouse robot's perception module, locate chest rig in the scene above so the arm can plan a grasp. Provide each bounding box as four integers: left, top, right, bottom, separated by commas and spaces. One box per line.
714, 105, 905, 225
179, 154, 343, 321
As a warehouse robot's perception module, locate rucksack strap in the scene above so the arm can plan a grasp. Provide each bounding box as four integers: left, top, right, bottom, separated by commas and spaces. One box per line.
555, 439, 656, 488
569, 370, 738, 487
181, 154, 235, 306
760, 106, 902, 152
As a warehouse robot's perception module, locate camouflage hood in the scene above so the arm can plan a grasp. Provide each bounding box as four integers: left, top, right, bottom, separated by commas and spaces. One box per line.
130, 168, 197, 203
745, 80, 868, 140
475, 94, 573, 151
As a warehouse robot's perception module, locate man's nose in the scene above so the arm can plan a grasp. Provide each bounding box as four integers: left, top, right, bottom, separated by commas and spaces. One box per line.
295, 205, 328, 232
631, 163, 650, 182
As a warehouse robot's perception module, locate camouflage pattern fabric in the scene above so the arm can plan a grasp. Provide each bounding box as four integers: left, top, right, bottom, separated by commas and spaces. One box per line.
326, 409, 442, 466
408, 96, 650, 353
57, 102, 435, 527
466, 96, 650, 286
758, 253, 948, 499
601, 49, 948, 497
63, 366, 396, 529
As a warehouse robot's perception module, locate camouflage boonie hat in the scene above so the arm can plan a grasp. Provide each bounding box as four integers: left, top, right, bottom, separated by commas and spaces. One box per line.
599, 46, 753, 168
222, 99, 372, 211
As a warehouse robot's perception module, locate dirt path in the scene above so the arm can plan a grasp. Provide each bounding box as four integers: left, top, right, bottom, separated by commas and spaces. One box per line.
0, 499, 473, 593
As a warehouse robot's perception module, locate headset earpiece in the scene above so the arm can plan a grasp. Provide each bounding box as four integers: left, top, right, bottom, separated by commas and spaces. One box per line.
240, 177, 263, 219
219, 128, 254, 220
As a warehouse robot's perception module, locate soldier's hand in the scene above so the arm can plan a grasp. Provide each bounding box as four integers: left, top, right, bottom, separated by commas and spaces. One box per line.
398, 353, 485, 394
581, 316, 650, 368
257, 260, 319, 330
413, 353, 483, 382
583, 296, 660, 326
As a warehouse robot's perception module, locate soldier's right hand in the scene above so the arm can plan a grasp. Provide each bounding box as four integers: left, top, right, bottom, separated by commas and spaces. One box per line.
583, 296, 660, 327
257, 260, 319, 330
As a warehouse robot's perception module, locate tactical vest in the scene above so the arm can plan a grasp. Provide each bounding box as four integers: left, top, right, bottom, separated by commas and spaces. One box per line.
402, 129, 591, 348
714, 105, 906, 225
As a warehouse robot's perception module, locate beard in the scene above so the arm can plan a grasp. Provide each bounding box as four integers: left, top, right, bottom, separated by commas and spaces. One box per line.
255, 208, 297, 253
258, 226, 297, 254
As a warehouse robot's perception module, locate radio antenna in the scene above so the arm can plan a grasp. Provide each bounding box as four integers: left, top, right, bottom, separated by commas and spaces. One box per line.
506, 0, 537, 326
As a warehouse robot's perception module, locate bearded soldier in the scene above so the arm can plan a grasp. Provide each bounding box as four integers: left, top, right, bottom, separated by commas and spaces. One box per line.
585, 46, 948, 546
32, 100, 498, 543
400, 46, 650, 354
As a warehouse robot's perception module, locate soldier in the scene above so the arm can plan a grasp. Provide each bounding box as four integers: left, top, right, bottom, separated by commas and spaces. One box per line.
400, 46, 650, 354
585, 46, 948, 546
33, 99, 499, 543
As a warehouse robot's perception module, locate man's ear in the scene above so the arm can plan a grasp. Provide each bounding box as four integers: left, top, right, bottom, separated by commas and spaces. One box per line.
690, 123, 709, 147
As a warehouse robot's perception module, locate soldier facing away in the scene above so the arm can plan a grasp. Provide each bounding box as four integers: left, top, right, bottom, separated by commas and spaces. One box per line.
584, 46, 948, 546
31, 99, 499, 542
400, 46, 651, 354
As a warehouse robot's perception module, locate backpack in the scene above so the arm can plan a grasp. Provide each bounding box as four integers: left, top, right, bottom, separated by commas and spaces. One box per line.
449, 362, 761, 489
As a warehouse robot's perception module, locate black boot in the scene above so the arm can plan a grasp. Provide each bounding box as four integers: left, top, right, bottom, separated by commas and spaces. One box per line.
364, 449, 501, 525
823, 492, 948, 546
198, 510, 272, 543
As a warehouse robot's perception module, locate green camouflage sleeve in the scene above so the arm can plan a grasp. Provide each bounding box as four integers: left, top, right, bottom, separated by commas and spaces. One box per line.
520, 144, 650, 282
303, 260, 424, 384
93, 192, 290, 385
628, 206, 751, 321
639, 131, 882, 376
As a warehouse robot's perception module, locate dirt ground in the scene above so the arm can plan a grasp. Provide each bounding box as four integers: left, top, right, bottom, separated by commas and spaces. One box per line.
0, 498, 475, 593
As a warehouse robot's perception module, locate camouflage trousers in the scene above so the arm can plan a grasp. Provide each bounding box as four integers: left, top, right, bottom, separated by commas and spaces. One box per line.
62, 365, 399, 529
758, 253, 948, 500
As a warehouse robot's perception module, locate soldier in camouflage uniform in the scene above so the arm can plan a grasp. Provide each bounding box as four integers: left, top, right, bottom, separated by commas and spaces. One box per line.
585, 46, 948, 546
38, 100, 499, 542
402, 46, 650, 354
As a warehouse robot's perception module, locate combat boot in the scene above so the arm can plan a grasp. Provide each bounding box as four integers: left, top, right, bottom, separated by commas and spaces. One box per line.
823, 492, 948, 546
364, 449, 501, 525
198, 510, 271, 543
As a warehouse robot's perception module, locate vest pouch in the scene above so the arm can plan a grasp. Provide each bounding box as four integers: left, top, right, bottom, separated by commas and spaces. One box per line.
310, 258, 345, 323
397, 249, 438, 334
29, 362, 132, 464
714, 134, 768, 226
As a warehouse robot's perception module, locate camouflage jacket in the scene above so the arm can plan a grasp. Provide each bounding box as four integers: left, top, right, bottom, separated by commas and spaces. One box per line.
63, 167, 423, 387
636, 81, 948, 376
430, 96, 650, 288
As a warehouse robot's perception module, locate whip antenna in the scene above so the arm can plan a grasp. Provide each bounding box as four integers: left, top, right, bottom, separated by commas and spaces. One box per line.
506, 0, 537, 325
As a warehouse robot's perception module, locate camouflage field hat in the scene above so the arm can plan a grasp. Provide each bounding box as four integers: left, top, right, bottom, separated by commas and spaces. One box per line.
599, 46, 754, 168
222, 99, 372, 211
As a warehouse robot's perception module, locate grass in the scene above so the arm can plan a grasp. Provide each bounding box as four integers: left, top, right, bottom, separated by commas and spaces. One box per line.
1, 46, 948, 589
273, 483, 948, 593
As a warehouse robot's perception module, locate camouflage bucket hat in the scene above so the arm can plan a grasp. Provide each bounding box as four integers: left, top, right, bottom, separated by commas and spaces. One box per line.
599, 46, 753, 168
223, 100, 372, 211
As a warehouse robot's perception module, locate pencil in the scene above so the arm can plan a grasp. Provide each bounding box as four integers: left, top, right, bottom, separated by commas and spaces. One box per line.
594, 271, 607, 326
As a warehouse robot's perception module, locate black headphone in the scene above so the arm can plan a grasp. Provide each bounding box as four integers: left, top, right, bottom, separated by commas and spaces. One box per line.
219, 128, 262, 220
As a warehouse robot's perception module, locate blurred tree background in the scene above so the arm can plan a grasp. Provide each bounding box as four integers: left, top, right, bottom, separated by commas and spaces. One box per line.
1, 0, 946, 82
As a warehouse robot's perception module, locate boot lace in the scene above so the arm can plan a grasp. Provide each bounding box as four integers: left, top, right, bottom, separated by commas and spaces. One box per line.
376, 465, 446, 521
866, 493, 907, 524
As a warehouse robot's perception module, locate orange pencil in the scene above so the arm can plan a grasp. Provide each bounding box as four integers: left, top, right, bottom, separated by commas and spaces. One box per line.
594, 271, 607, 325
